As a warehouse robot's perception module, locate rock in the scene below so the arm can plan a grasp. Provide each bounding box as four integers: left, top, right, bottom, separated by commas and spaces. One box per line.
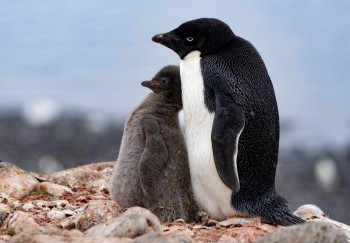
163, 220, 194, 236
0, 203, 12, 215
218, 217, 261, 228
217, 235, 239, 243
134, 231, 195, 243
0, 162, 39, 199
0, 193, 22, 209
295, 204, 350, 240
75, 200, 122, 231
86, 179, 109, 192
8, 226, 84, 243
257, 221, 348, 243
51, 200, 69, 209
85, 207, 161, 239
0, 211, 9, 226
49, 162, 114, 188
294, 204, 327, 220
35, 200, 54, 209
37, 182, 74, 197
7, 211, 40, 234
22, 202, 35, 211
86, 214, 153, 239
0, 235, 11, 242
47, 209, 76, 220
60, 215, 79, 230
123, 207, 162, 232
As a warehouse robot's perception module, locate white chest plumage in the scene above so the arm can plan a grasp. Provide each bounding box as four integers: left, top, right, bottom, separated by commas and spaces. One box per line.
180, 51, 239, 220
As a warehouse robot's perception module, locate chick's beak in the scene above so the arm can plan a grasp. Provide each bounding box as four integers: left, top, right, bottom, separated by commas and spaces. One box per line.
141, 80, 152, 88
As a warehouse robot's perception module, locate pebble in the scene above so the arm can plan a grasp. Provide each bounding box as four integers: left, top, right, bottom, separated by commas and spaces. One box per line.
0, 162, 39, 199
22, 202, 35, 211
8, 211, 40, 234
47, 210, 76, 220
219, 217, 261, 228
37, 182, 74, 197
75, 200, 122, 231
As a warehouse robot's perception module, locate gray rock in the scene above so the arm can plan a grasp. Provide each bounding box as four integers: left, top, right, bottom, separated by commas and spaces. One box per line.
134, 231, 194, 243
7, 211, 40, 234
294, 204, 327, 220
36, 182, 73, 197
0, 162, 39, 199
123, 207, 162, 232
75, 200, 122, 231
85, 207, 162, 239
22, 202, 35, 211
47, 209, 75, 220
49, 162, 114, 188
218, 217, 261, 228
86, 214, 153, 239
8, 226, 83, 243
257, 221, 348, 243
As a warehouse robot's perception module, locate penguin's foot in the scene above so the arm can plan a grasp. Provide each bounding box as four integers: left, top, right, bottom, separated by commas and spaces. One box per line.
232, 190, 305, 226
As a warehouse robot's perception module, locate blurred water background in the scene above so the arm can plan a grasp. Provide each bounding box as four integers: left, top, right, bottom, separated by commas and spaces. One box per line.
0, 1, 349, 224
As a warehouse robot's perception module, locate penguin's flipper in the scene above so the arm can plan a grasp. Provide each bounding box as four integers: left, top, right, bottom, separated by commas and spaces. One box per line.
211, 93, 245, 193
138, 119, 168, 197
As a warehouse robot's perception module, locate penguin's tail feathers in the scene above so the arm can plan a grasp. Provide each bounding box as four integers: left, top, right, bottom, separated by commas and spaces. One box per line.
232, 190, 305, 226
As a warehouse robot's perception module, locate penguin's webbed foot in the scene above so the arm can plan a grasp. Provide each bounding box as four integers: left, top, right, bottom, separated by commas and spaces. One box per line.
232, 190, 305, 226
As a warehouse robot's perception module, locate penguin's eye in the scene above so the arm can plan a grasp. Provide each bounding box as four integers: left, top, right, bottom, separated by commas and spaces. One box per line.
186, 37, 194, 42
161, 79, 167, 83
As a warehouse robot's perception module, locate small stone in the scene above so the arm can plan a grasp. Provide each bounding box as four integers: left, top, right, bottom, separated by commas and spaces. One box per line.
193, 225, 206, 229
37, 182, 73, 197
36, 200, 54, 209
85, 214, 153, 239
0, 235, 11, 242
75, 200, 123, 231
8, 211, 40, 234
219, 217, 260, 228
47, 210, 74, 220
60, 215, 78, 229
86, 179, 109, 191
49, 162, 114, 188
0, 203, 11, 214
7, 226, 85, 243
207, 219, 219, 226
174, 218, 185, 224
257, 221, 348, 243
22, 202, 35, 211
0, 162, 39, 199
217, 235, 239, 243
134, 231, 195, 243
0, 211, 9, 226
51, 200, 69, 208
294, 204, 327, 220
123, 207, 162, 232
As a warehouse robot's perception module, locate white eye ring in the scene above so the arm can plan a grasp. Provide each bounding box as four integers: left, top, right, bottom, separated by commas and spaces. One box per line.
186, 37, 194, 42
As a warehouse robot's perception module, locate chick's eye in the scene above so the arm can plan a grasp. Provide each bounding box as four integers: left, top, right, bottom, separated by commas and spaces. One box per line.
162, 79, 167, 83
186, 37, 194, 42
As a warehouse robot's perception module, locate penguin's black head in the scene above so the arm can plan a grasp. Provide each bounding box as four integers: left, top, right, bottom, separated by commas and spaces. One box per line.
141, 65, 181, 97
152, 18, 235, 59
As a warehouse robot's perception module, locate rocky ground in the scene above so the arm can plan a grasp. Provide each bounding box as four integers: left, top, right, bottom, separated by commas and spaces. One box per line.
1, 112, 349, 225
0, 161, 349, 243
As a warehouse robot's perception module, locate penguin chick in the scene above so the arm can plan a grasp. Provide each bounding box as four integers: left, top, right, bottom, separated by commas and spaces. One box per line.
109, 65, 199, 223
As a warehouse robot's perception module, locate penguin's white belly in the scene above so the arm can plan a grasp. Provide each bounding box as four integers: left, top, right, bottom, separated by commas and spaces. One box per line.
180, 51, 239, 220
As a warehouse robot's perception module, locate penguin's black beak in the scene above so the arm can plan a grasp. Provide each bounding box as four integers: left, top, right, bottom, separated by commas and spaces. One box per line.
152, 34, 164, 43
152, 32, 173, 50
141, 80, 152, 88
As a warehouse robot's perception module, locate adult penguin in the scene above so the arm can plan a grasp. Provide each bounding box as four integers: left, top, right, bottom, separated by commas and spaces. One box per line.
152, 18, 304, 225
